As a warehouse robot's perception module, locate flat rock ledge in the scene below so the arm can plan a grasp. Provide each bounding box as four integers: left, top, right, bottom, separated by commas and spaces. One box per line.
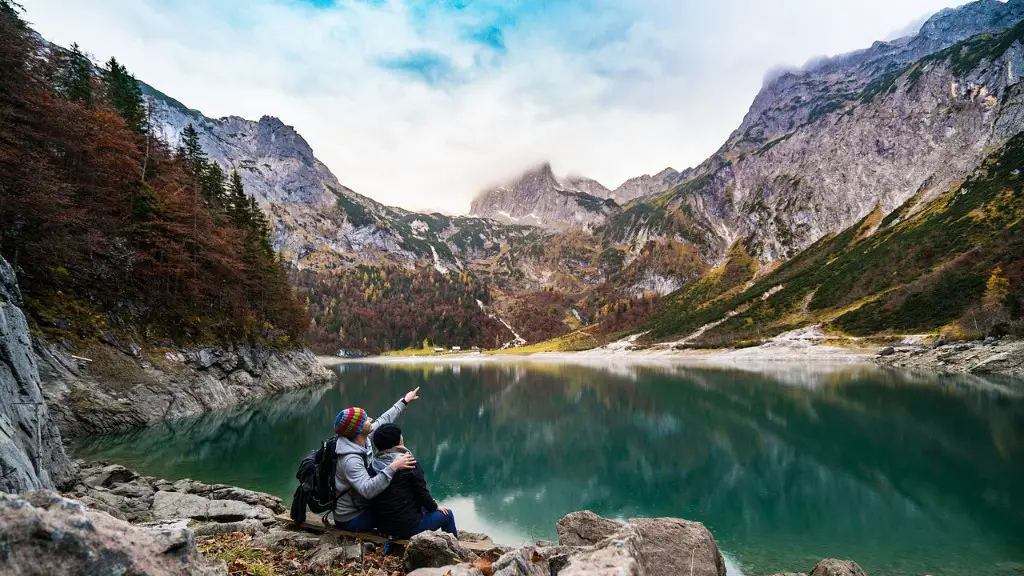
2, 462, 869, 576
67, 462, 285, 529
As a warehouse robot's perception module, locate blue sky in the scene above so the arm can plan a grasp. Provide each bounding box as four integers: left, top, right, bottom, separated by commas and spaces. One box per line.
23, 0, 967, 213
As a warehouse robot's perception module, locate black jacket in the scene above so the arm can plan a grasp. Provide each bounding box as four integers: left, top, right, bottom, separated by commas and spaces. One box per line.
370, 448, 438, 538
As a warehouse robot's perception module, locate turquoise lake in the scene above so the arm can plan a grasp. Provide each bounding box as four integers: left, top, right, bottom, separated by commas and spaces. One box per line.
73, 362, 1024, 576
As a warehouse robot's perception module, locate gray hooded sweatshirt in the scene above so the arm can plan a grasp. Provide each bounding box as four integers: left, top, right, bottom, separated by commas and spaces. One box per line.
333, 399, 407, 521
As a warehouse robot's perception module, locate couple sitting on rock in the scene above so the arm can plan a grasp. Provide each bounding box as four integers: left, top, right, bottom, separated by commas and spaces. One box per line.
331, 386, 458, 541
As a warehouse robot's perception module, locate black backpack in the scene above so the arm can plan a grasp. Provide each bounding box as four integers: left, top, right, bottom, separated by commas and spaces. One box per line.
291, 436, 339, 525
290, 436, 376, 525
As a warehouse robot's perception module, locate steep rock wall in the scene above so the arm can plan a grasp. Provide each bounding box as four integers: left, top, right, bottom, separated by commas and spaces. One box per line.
0, 257, 75, 492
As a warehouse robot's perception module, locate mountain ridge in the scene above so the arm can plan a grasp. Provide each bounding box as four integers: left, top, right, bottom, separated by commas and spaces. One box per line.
138, 0, 1024, 352
623, 0, 1024, 263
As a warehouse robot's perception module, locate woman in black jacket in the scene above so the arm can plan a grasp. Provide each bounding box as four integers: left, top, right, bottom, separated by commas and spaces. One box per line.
370, 423, 458, 540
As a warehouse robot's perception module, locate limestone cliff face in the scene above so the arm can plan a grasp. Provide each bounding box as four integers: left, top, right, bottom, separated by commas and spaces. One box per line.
145, 86, 533, 273
146, 89, 343, 209
651, 0, 1024, 262
469, 163, 619, 230
0, 257, 74, 493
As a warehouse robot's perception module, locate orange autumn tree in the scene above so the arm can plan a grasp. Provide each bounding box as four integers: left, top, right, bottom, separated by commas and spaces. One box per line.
0, 0, 307, 345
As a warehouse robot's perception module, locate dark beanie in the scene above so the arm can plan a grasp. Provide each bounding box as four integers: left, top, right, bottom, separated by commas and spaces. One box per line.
373, 423, 402, 452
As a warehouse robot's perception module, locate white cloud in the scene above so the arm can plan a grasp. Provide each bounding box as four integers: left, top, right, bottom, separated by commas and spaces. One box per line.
21, 0, 965, 214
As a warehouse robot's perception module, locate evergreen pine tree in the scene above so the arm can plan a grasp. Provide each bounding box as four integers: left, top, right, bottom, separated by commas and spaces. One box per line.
228, 170, 250, 226
248, 196, 273, 254
201, 161, 226, 207
180, 124, 207, 178
56, 43, 93, 104
0, 0, 24, 25
102, 57, 145, 133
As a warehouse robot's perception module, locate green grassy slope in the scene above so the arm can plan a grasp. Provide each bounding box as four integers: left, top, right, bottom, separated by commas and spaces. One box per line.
643, 132, 1024, 345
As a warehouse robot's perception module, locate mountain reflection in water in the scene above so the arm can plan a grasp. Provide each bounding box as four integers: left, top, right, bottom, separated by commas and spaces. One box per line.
74, 363, 1024, 576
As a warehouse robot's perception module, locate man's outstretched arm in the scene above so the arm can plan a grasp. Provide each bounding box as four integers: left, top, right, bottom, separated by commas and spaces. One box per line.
373, 387, 420, 430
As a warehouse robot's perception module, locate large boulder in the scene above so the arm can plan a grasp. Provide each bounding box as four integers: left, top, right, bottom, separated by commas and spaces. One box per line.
81, 464, 139, 488
810, 559, 868, 576
110, 479, 157, 500
558, 515, 726, 576
0, 256, 75, 494
625, 517, 726, 576
556, 510, 623, 546
404, 531, 479, 572
75, 484, 154, 522
0, 491, 225, 575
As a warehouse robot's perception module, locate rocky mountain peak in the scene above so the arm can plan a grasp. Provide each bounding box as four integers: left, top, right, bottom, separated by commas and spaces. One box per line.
258, 115, 286, 127
721, 0, 1024, 159
609, 167, 683, 204
563, 175, 612, 199
470, 163, 617, 229
513, 162, 560, 190
653, 167, 678, 180
146, 85, 339, 208
919, 0, 1024, 40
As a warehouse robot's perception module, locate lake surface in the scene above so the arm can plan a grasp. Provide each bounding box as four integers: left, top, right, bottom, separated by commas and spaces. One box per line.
74, 362, 1024, 576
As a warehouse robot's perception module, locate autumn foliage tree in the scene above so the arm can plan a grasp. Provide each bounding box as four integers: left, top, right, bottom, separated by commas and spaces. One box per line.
981, 265, 1012, 334
292, 266, 507, 354
0, 1, 307, 345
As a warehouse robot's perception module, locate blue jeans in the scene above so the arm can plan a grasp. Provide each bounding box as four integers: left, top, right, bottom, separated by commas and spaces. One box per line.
412, 509, 458, 539
335, 509, 375, 532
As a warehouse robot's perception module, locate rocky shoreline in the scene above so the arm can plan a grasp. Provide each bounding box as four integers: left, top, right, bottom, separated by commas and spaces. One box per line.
346, 334, 1024, 380
37, 342, 332, 440
0, 460, 868, 576
874, 338, 1024, 378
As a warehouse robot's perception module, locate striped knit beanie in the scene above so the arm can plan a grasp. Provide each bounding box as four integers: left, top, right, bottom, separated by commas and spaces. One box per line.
335, 407, 367, 439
